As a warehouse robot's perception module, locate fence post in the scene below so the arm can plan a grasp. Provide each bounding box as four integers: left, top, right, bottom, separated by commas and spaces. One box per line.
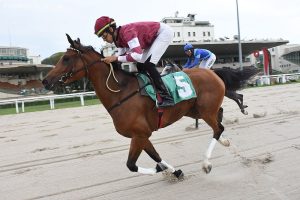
50, 98, 55, 109
281, 75, 286, 83
80, 95, 84, 106
21, 101, 25, 112
15, 100, 19, 114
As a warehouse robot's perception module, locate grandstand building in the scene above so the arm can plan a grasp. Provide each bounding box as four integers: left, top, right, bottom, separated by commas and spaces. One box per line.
269, 44, 300, 73
102, 13, 290, 71
0, 46, 52, 95
0, 46, 29, 64
161, 13, 215, 43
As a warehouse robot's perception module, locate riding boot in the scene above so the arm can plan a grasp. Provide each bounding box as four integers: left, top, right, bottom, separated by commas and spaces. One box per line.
143, 60, 175, 108
156, 80, 174, 108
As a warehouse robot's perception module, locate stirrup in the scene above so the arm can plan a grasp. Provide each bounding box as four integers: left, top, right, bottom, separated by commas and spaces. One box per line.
157, 102, 174, 108
156, 98, 174, 108
156, 93, 174, 108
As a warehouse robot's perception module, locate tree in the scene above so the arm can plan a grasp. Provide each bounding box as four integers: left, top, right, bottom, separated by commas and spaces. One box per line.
41, 52, 64, 65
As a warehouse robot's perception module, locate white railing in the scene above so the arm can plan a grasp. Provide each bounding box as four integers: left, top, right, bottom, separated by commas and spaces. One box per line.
255, 73, 300, 86
0, 91, 96, 114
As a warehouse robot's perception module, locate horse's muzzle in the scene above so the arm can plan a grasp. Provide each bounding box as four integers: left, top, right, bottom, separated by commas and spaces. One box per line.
42, 79, 51, 90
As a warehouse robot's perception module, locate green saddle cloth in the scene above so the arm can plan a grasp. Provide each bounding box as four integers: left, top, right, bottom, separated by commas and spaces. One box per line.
137, 71, 197, 104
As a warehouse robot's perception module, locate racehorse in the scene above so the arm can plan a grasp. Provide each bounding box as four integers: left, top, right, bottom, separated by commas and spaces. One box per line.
42, 34, 258, 178
161, 61, 258, 115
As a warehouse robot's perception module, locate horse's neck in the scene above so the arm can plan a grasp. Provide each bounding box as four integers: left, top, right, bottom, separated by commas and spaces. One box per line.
88, 63, 135, 110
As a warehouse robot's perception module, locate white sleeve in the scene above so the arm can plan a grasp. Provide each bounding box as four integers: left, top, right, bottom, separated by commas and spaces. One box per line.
118, 55, 127, 62
116, 47, 128, 56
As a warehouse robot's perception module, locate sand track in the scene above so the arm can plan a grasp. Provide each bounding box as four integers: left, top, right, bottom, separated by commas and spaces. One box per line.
1, 84, 299, 200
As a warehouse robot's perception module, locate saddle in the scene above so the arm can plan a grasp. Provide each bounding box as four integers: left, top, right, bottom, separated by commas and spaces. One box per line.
137, 71, 196, 104
111, 62, 196, 106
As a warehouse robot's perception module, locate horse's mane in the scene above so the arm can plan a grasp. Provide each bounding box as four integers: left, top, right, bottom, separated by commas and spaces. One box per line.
75, 43, 137, 80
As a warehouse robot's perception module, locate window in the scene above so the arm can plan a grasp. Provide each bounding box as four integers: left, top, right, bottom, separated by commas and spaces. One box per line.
177, 32, 180, 37
193, 32, 196, 36
188, 32, 191, 37
1, 48, 8, 55
208, 32, 210, 36
203, 32, 206, 36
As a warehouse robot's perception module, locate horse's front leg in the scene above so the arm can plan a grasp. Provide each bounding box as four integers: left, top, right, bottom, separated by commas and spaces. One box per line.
126, 137, 149, 173
202, 115, 228, 174
127, 137, 160, 175
127, 137, 183, 178
143, 139, 183, 178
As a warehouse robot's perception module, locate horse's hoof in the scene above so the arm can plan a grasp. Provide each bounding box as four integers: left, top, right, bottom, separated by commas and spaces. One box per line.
202, 162, 212, 174
242, 110, 248, 115
219, 138, 230, 147
173, 169, 184, 179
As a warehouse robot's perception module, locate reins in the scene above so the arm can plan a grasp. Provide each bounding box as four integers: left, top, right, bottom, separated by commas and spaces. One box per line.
106, 64, 121, 92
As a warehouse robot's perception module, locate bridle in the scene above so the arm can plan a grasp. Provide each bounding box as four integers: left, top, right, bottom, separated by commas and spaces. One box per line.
59, 47, 101, 83
59, 46, 121, 93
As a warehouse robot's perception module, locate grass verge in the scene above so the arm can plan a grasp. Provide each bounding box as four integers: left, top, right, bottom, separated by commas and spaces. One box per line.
0, 98, 100, 116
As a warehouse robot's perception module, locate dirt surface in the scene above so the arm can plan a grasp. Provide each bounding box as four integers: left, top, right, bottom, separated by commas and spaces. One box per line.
0, 84, 300, 200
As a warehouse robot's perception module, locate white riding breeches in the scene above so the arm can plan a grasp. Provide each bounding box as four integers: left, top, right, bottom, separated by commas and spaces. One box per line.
199, 53, 216, 69
141, 23, 173, 64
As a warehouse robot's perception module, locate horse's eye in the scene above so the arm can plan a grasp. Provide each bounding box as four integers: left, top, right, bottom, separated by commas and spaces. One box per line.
62, 56, 70, 65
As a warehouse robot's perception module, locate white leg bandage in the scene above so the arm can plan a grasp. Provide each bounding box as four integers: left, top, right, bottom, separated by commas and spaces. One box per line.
205, 138, 217, 159
161, 160, 175, 173
137, 167, 156, 175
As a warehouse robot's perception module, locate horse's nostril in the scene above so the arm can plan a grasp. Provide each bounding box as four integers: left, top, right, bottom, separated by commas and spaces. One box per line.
42, 79, 52, 90
42, 79, 48, 86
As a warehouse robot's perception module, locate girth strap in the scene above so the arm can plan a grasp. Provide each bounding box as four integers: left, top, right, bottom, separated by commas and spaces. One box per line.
157, 108, 164, 130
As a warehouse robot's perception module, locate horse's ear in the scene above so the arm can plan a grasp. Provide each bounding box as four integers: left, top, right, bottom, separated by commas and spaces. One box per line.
74, 38, 82, 50
66, 33, 75, 47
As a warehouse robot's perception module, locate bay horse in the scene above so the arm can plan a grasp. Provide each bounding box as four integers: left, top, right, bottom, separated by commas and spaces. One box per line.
161, 61, 258, 115
42, 34, 257, 178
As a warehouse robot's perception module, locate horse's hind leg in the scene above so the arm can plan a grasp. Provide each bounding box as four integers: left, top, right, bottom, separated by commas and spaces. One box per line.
225, 90, 248, 115
217, 107, 230, 147
202, 111, 226, 174
236, 92, 249, 115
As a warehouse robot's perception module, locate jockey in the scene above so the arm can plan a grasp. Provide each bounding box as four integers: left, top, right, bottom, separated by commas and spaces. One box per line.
183, 43, 216, 69
94, 16, 174, 108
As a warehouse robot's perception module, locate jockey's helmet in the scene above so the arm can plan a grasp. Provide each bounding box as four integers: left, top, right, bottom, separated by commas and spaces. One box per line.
94, 16, 116, 37
184, 43, 194, 52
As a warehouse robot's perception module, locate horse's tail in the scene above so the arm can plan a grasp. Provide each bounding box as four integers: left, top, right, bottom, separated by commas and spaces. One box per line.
213, 66, 260, 91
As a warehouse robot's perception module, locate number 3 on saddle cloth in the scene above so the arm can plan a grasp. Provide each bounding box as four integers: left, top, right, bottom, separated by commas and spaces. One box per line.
137, 71, 197, 106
